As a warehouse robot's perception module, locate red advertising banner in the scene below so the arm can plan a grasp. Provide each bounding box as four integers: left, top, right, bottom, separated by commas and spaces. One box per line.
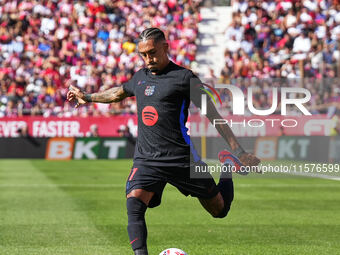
0, 114, 335, 137
0, 116, 138, 137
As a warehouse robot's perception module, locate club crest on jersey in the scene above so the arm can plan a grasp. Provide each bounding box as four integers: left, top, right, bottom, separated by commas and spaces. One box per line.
144, 85, 155, 96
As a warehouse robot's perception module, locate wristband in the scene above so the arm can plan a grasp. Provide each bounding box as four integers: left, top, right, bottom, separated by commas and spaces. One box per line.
84, 94, 92, 102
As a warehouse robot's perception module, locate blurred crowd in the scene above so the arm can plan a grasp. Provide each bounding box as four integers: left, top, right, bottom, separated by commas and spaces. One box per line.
1, 0, 340, 119
0, 0, 201, 117
211, 0, 340, 116
220, 0, 340, 81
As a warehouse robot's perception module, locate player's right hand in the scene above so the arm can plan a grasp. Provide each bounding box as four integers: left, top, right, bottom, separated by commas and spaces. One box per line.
238, 152, 260, 167
239, 152, 261, 173
67, 85, 87, 108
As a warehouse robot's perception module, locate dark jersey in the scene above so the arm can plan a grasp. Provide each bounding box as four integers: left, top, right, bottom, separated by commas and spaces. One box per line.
123, 61, 202, 167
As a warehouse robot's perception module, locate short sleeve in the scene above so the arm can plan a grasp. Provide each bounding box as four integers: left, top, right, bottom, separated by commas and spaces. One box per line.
184, 70, 205, 108
122, 75, 136, 97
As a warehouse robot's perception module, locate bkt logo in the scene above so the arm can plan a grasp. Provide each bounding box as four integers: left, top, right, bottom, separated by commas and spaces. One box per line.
200, 84, 311, 116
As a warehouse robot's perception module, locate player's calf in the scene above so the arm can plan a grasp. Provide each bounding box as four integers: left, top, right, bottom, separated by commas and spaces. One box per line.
127, 197, 148, 255
214, 190, 232, 218
199, 192, 225, 218
216, 171, 234, 218
199, 192, 232, 219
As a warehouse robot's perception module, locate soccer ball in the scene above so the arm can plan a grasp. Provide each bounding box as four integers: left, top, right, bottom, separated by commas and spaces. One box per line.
159, 248, 187, 255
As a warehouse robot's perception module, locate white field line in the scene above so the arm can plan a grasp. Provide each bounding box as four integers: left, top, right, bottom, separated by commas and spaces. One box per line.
237, 183, 340, 187
283, 171, 340, 181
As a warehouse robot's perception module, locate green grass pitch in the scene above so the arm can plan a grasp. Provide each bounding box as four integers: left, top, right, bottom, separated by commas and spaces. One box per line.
1, 159, 340, 255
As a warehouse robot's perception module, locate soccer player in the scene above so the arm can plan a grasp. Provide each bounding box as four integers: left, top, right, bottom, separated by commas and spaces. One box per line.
67, 28, 260, 255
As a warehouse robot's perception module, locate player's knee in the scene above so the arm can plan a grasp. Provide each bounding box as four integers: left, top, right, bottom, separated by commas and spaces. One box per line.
127, 189, 154, 206
213, 204, 231, 219
208, 205, 229, 218
127, 197, 147, 220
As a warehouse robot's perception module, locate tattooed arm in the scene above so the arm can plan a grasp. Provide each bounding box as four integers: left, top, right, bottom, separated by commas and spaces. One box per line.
67, 85, 128, 107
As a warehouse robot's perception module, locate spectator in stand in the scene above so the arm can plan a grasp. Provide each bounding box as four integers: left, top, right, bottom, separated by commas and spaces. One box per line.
117, 124, 136, 145
86, 124, 99, 137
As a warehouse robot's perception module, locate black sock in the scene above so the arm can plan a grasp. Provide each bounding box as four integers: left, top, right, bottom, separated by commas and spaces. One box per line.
216, 164, 234, 217
134, 247, 148, 255
127, 197, 148, 254
217, 178, 234, 205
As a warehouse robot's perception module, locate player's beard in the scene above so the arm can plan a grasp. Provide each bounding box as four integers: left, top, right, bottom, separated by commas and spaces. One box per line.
148, 66, 159, 73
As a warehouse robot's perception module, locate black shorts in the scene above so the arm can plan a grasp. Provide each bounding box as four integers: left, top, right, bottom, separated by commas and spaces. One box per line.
125, 162, 219, 208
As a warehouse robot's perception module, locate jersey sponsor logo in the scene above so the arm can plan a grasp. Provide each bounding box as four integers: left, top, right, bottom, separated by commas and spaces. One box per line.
142, 106, 158, 126
144, 85, 155, 96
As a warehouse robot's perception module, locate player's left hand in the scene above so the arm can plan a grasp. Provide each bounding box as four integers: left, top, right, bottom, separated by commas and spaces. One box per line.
67, 85, 87, 108
238, 152, 261, 169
